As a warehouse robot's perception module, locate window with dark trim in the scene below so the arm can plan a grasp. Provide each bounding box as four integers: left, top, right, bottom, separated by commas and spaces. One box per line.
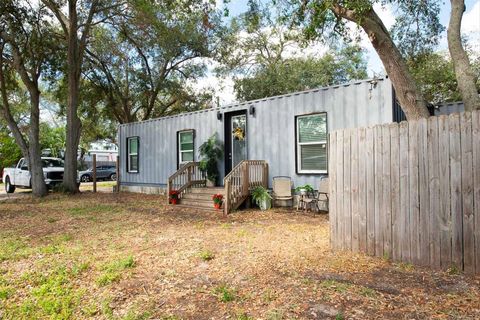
127, 137, 139, 173
296, 113, 327, 174
178, 130, 194, 166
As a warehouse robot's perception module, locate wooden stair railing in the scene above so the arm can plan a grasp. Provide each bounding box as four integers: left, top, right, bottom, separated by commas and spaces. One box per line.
224, 160, 268, 214
167, 162, 206, 203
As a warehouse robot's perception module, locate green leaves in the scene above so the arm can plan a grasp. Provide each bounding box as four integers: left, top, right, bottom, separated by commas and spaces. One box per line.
391, 0, 444, 58
233, 45, 367, 101
199, 133, 223, 183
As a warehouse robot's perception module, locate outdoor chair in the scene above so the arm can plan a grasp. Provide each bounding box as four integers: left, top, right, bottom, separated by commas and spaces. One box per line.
272, 176, 293, 207
314, 178, 329, 212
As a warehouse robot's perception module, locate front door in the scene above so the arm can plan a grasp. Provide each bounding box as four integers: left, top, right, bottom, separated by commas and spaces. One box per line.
225, 111, 247, 175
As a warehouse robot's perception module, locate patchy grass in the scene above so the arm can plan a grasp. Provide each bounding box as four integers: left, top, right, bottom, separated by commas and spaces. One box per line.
4, 264, 84, 319
198, 249, 215, 261
68, 204, 118, 216
79, 180, 116, 192
0, 192, 479, 319
0, 237, 33, 262
213, 284, 236, 302
96, 256, 136, 286
321, 279, 351, 293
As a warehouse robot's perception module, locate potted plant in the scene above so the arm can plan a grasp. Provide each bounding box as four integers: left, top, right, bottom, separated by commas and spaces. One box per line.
251, 186, 272, 211
199, 134, 223, 187
295, 184, 314, 196
169, 190, 180, 204
212, 194, 223, 209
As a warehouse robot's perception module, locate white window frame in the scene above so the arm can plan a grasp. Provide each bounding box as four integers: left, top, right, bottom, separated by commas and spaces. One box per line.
127, 137, 139, 173
178, 130, 194, 167
296, 113, 328, 174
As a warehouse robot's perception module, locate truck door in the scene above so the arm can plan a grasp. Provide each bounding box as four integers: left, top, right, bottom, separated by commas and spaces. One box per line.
17, 159, 30, 187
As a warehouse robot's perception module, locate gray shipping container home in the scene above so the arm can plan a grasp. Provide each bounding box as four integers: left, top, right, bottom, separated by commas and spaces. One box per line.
118, 76, 396, 194
118, 77, 394, 193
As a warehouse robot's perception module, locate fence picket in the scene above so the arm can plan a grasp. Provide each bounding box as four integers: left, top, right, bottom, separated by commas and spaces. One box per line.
336, 130, 345, 250
399, 121, 411, 262
473, 110, 480, 274
427, 116, 440, 268
418, 119, 430, 266
390, 123, 401, 261
374, 125, 384, 256
408, 120, 420, 264
351, 129, 360, 252
461, 112, 474, 273
438, 116, 452, 268
329, 132, 338, 250
358, 128, 367, 252
366, 127, 375, 255
382, 124, 392, 258
344, 130, 352, 251
449, 113, 463, 270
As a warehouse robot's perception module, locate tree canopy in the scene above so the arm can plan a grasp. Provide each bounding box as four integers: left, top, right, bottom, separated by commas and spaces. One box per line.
234, 45, 368, 101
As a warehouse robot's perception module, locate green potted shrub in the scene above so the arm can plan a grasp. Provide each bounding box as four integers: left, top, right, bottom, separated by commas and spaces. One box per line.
199, 134, 223, 187
251, 186, 272, 211
295, 184, 314, 196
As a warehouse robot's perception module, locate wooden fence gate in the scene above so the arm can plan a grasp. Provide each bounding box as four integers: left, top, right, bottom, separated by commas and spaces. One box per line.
329, 111, 480, 273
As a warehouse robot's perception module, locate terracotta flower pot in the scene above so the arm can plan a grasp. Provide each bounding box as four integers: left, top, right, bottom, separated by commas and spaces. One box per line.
171, 198, 178, 205
214, 203, 221, 209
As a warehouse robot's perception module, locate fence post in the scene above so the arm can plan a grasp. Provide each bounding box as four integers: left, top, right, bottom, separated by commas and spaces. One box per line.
116, 155, 120, 193
243, 162, 249, 196
93, 154, 97, 193
263, 162, 269, 188
224, 180, 230, 215
167, 178, 171, 205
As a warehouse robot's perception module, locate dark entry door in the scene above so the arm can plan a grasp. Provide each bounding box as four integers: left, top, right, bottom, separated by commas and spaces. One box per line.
224, 110, 247, 175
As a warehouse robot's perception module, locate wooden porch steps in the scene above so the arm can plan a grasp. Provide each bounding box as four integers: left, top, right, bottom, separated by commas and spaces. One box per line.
188, 187, 225, 194
167, 160, 268, 214
177, 187, 225, 210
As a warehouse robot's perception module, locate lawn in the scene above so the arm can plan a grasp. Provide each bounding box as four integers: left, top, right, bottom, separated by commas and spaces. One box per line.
0, 193, 479, 319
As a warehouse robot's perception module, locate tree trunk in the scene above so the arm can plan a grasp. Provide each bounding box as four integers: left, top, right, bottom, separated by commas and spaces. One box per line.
332, 5, 430, 120
27, 89, 48, 197
62, 1, 82, 193
0, 64, 28, 157
0, 55, 47, 196
447, 0, 480, 111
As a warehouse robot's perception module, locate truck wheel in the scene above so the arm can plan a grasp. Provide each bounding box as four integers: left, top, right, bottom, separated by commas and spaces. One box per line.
5, 176, 15, 193
80, 175, 90, 183
109, 173, 117, 181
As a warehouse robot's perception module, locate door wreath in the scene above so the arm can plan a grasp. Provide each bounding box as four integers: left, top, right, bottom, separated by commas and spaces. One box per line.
233, 127, 245, 140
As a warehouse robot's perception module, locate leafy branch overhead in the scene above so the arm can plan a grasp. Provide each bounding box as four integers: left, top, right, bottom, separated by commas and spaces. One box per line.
83, 0, 222, 123
216, 3, 368, 101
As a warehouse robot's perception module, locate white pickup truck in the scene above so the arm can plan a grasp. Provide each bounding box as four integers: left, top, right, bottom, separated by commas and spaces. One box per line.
2, 157, 66, 193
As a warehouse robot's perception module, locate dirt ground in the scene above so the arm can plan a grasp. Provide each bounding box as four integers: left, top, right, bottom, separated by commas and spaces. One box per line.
0, 192, 479, 319
0, 181, 114, 201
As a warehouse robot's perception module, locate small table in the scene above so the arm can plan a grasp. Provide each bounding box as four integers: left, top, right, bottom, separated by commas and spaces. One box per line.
295, 193, 316, 211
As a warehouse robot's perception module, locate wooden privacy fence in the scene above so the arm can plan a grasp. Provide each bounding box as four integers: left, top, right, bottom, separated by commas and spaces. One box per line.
329, 111, 480, 273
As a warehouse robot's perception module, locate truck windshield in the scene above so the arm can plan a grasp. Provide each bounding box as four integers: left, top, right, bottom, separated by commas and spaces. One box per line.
42, 159, 64, 168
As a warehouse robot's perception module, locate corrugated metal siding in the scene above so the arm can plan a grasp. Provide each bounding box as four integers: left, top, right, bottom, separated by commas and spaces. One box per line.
119, 77, 394, 189
434, 102, 464, 115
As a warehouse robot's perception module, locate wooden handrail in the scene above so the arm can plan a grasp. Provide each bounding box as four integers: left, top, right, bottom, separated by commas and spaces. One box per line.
167, 162, 206, 203
224, 160, 268, 214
